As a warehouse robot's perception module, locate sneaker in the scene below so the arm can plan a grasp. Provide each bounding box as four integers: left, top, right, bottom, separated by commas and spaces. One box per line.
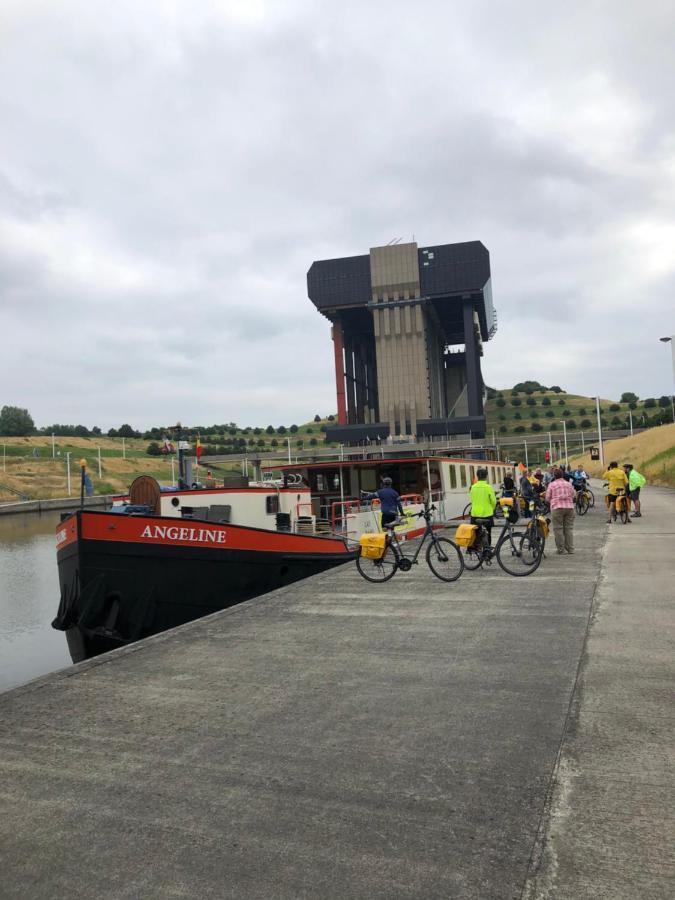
557, 549, 565, 554
566, 549, 574, 554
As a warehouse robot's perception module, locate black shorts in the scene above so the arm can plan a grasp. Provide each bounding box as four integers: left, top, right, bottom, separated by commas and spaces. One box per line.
629, 488, 640, 501
381, 511, 397, 526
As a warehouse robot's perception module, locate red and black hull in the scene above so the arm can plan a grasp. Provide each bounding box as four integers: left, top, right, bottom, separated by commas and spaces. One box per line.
54, 510, 356, 662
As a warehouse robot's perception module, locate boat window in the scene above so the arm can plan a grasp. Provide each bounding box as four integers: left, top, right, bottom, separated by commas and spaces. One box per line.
448, 465, 457, 489
266, 495, 280, 514
469, 466, 475, 483
459, 465, 467, 487
491, 466, 496, 483
359, 468, 378, 492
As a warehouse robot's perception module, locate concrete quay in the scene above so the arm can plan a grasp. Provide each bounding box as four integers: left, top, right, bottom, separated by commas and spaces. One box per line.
0, 494, 112, 517
1, 486, 672, 899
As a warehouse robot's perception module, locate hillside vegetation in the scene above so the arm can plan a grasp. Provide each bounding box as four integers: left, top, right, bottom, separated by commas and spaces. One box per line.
0, 418, 334, 502
484, 384, 670, 438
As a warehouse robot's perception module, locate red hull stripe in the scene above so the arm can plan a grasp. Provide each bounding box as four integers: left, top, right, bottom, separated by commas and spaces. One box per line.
60, 512, 351, 555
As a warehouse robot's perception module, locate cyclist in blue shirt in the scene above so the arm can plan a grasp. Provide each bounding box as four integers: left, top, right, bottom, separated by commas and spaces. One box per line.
570, 464, 588, 492
362, 477, 405, 527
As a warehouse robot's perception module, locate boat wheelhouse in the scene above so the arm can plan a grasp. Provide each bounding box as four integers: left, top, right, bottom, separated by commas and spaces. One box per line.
262, 455, 515, 541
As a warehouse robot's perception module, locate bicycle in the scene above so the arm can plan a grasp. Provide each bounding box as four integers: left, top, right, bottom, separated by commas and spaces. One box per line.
605, 485, 630, 524
574, 482, 591, 516
356, 504, 464, 583
459, 502, 545, 576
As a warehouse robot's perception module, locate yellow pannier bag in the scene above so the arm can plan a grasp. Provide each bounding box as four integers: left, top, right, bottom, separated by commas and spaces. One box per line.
454, 523, 478, 547
499, 497, 514, 507
359, 533, 387, 559
536, 515, 550, 538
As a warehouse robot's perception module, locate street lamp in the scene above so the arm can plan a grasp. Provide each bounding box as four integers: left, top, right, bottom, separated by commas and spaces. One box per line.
658, 336, 675, 423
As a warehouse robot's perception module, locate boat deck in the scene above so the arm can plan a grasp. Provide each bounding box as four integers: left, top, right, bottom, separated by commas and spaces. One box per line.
1, 486, 673, 899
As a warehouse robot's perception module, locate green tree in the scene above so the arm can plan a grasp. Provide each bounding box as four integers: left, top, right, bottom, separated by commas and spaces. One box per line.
265, 425, 275, 434
309, 437, 318, 446
118, 423, 137, 438
277, 425, 287, 434
620, 392, 638, 404
514, 425, 526, 433
0, 405, 34, 436
609, 403, 620, 412
530, 422, 542, 432
580, 419, 592, 428
514, 412, 522, 420
550, 385, 563, 393
541, 397, 551, 406
270, 438, 278, 447
558, 399, 565, 406
643, 398, 656, 409
526, 397, 536, 406
496, 398, 506, 407
510, 398, 522, 407
313, 414, 321, 422
545, 410, 555, 418
289, 424, 299, 433
658, 395, 671, 408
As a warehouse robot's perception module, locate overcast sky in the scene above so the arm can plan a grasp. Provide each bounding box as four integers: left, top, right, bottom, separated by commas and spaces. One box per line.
2, 0, 674, 431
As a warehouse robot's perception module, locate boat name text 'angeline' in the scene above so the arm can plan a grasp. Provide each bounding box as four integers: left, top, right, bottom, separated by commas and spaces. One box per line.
140, 525, 226, 544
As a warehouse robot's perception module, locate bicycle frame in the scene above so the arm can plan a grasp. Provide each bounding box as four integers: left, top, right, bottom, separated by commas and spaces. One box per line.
386, 514, 441, 567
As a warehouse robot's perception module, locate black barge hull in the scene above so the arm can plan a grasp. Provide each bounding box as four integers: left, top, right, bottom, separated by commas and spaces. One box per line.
54, 510, 355, 662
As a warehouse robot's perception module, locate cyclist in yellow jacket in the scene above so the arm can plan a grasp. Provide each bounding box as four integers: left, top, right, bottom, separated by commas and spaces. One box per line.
470, 467, 497, 544
602, 461, 629, 524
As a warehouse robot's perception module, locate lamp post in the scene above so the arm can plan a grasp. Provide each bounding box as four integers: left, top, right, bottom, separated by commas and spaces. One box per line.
595, 396, 605, 467
560, 420, 568, 467
658, 335, 675, 423
66, 452, 71, 496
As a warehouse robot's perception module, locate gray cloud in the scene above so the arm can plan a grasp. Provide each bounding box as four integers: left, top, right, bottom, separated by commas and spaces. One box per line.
1, 0, 674, 430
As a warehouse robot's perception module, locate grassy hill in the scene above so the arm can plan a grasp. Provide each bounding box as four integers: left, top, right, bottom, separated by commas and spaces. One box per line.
485, 387, 670, 439
0, 417, 337, 502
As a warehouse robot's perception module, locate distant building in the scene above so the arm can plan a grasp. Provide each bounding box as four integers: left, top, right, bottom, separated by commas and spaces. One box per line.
307, 240, 496, 443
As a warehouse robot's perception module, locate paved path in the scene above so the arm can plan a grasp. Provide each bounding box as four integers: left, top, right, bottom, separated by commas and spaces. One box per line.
0, 487, 672, 899
523, 484, 675, 899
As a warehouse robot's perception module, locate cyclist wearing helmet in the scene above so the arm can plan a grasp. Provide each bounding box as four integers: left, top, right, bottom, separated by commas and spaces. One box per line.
362, 476, 405, 527
469, 467, 497, 544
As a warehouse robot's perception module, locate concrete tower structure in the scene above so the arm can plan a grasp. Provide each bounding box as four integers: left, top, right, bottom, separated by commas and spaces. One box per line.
307, 240, 496, 443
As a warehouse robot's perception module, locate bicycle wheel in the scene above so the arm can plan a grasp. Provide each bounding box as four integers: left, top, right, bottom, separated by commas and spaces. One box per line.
462, 545, 484, 570
619, 500, 628, 524
496, 529, 543, 576
576, 493, 590, 516
356, 546, 397, 583
462, 502, 472, 519
586, 489, 595, 508
426, 537, 464, 582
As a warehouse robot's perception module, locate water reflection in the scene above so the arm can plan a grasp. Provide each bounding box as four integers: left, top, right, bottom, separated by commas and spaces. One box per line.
0, 511, 72, 692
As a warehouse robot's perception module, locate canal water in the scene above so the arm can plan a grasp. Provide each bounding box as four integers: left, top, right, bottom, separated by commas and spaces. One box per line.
0, 511, 71, 693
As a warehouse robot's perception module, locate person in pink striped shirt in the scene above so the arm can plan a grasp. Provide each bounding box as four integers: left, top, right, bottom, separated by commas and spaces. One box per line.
545, 467, 576, 554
